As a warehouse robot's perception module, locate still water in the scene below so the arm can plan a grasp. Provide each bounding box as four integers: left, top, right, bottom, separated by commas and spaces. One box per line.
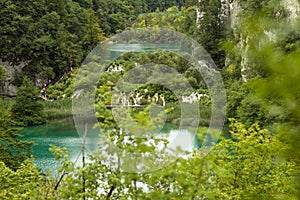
19, 118, 83, 172
19, 119, 199, 172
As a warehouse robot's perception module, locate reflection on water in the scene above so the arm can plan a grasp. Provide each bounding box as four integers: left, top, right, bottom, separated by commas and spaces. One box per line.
19, 118, 199, 173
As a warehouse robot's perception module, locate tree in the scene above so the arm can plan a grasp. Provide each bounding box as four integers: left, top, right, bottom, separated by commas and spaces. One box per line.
253, 47, 300, 198
222, 4, 300, 196
0, 100, 33, 170
145, 0, 183, 12
0, 160, 49, 199
0, 0, 105, 86
0, 66, 8, 91
195, 0, 229, 68
207, 119, 296, 199
0, 66, 7, 82
83, 9, 106, 52
12, 77, 47, 126
45, 118, 296, 199
51, 55, 297, 198
94, 0, 148, 35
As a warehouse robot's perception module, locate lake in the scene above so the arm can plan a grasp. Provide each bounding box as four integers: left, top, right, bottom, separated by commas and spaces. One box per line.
19, 118, 199, 173
18, 118, 83, 172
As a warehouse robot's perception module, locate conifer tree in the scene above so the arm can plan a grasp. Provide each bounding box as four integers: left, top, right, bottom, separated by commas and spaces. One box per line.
12, 77, 47, 126
0, 100, 33, 170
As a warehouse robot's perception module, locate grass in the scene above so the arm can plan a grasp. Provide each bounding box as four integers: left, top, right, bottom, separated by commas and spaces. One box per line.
42, 98, 73, 121
1, 96, 72, 122
3, 95, 212, 126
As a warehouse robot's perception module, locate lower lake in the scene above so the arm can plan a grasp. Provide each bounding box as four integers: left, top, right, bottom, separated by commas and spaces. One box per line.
19, 118, 200, 173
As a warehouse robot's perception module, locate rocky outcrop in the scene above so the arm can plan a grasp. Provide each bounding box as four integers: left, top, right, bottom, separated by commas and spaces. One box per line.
283, 0, 300, 21
197, 0, 299, 81
0, 61, 25, 96
238, 0, 299, 81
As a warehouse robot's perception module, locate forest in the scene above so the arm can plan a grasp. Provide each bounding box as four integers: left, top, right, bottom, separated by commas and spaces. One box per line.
0, 0, 299, 199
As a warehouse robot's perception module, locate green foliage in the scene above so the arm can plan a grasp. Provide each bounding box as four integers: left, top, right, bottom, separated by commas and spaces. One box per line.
133, 6, 197, 36
224, 4, 300, 196
0, 66, 7, 82
251, 47, 300, 196
0, 119, 295, 199
0, 0, 196, 87
45, 120, 296, 199
0, 160, 49, 199
83, 9, 106, 51
1, 0, 299, 198
117, 51, 205, 89
0, 0, 105, 85
12, 77, 47, 126
226, 80, 263, 128
42, 99, 72, 121
208, 119, 297, 199
94, 0, 147, 35
145, 0, 184, 12
91, 50, 212, 127
0, 100, 33, 170
46, 69, 77, 99
195, 0, 230, 69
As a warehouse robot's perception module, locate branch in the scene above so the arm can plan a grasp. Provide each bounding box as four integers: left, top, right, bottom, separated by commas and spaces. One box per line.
106, 185, 115, 199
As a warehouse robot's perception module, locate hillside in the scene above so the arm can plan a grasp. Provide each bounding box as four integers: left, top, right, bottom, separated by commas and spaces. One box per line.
0, 0, 299, 199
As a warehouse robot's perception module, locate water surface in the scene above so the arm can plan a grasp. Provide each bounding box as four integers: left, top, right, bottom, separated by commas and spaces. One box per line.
19, 118, 199, 173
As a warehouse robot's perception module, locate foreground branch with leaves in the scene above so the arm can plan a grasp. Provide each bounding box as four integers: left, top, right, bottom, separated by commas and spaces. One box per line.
0, 117, 296, 199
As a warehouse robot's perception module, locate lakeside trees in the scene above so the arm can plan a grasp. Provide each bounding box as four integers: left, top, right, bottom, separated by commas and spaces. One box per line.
0, 0, 194, 87
0, 0, 299, 199
12, 77, 47, 126
0, 119, 296, 199
0, 99, 33, 171
0, 0, 105, 85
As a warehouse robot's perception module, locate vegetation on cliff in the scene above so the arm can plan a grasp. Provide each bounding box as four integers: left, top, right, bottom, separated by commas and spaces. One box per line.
0, 0, 299, 199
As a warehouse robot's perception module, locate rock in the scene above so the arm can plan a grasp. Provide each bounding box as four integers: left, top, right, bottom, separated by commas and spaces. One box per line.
0, 60, 26, 96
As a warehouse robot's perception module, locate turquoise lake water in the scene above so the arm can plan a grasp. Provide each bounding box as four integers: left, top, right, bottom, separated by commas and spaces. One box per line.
19, 119, 83, 172
19, 119, 200, 172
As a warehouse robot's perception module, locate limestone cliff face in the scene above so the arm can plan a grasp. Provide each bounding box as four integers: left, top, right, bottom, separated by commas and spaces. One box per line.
283, 0, 300, 21
238, 0, 299, 81
197, 0, 299, 81
224, 0, 300, 29
0, 61, 25, 96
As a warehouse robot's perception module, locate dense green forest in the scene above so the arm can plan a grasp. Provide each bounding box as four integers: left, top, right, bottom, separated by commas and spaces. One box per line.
0, 0, 195, 86
0, 0, 299, 199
